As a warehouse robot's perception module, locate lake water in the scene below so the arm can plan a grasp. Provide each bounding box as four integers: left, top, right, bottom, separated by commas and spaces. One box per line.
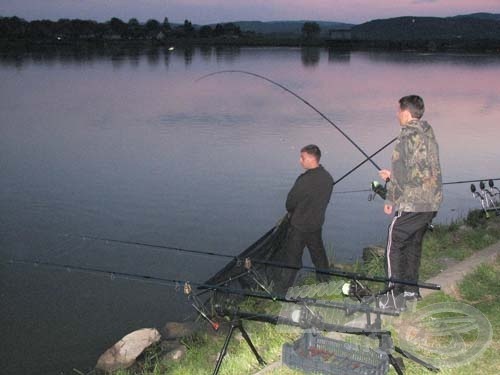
1, 46, 500, 374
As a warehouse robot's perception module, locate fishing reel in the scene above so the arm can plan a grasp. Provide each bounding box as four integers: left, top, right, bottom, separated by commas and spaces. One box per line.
341, 280, 373, 302
289, 303, 324, 331
368, 180, 387, 201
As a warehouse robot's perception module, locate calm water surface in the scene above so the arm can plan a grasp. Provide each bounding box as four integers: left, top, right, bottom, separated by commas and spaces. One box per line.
1, 46, 500, 374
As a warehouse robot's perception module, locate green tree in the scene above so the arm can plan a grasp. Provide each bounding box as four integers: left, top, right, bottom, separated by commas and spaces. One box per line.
214, 23, 224, 37
183, 19, 194, 36
69, 19, 99, 39
223, 22, 241, 36
127, 18, 141, 38
199, 25, 213, 38
162, 17, 171, 33
0, 16, 28, 38
145, 18, 160, 38
27, 20, 54, 39
109, 17, 127, 36
302, 21, 321, 38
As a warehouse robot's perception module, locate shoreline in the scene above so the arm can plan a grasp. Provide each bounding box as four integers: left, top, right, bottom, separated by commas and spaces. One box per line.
2, 38, 500, 53
101, 211, 500, 375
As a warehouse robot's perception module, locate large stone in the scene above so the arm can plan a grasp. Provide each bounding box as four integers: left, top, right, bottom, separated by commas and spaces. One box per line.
96, 328, 161, 372
162, 321, 197, 339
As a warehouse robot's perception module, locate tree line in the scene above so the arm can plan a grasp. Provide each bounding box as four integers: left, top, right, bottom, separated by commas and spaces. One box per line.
0, 16, 246, 41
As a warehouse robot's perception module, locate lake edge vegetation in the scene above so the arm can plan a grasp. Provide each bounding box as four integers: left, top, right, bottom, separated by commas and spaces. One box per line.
83, 210, 500, 375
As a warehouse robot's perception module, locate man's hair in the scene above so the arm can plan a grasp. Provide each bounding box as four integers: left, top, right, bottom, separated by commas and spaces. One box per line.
301, 144, 321, 161
399, 95, 425, 119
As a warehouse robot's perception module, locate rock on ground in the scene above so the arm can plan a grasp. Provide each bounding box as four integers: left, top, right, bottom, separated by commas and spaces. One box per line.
162, 321, 198, 339
96, 328, 161, 372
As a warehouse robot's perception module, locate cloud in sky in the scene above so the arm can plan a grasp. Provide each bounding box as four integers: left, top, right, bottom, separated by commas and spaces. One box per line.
0, 0, 498, 24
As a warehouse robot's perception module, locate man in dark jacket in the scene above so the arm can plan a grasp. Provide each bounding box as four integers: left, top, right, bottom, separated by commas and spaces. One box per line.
379, 95, 442, 310
278, 144, 334, 291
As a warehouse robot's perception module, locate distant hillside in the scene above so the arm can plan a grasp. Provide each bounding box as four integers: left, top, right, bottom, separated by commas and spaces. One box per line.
453, 12, 500, 22
224, 20, 353, 36
352, 15, 500, 40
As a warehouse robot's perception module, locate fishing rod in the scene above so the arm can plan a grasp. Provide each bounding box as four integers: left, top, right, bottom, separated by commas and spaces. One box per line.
214, 305, 440, 374
338, 177, 500, 197
470, 183, 490, 218
470, 180, 500, 218
5, 260, 432, 375
68, 233, 440, 290
214, 305, 392, 336
444, 177, 500, 186
6, 258, 399, 317
197, 70, 499, 204
369, 177, 500, 201
196, 70, 382, 171
335, 136, 397, 185
488, 179, 500, 195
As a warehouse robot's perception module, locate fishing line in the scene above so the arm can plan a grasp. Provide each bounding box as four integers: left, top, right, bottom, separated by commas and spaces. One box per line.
197, 70, 500, 189
196, 70, 382, 171
61, 232, 439, 290
334, 177, 500, 195
443, 177, 500, 186
6, 258, 400, 318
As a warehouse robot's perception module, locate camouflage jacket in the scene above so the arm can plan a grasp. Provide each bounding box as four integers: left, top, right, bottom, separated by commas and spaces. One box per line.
386, 119, 443, 212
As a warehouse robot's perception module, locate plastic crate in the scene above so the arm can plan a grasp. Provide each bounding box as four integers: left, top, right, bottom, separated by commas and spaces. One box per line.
282, 333, 389, 375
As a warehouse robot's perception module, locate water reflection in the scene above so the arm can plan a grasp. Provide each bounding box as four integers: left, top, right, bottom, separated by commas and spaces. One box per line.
146, 47, 160, 66
362, 50, 500, 65
183, 46, 194, 65
200, 45, 213, 62
327, 47, 351, 63
2, 47, 500, 375
215, 45, 241, 63
301, 46, 321, 67
3, 45, 500, 70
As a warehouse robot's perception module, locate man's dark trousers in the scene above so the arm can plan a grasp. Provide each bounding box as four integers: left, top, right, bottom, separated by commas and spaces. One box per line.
386, 211, 436, 295
279, 226, 330, 291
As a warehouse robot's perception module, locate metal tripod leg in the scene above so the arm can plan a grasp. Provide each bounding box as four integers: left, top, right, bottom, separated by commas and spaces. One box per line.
395, 346, 440, 372
388, 354, 405, 375
212, 318, 266, 375
378, 330, 440, 374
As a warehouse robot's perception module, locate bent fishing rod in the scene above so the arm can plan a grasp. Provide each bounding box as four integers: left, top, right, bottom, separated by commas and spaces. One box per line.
6, 258, 399, 318
61, 232, 440, 290
196, 70, 384, 172
197, 70, 500, 192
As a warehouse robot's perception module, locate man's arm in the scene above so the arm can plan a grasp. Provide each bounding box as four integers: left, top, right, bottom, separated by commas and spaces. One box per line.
286, 176, 302, 213
378, 169, 393, 215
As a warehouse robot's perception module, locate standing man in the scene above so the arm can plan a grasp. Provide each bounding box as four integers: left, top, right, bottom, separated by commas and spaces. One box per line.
379, 95, 442, 310
278, 144, 334, 291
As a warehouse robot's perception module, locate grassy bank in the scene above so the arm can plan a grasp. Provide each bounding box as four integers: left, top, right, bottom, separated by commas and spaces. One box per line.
89, 211, 500, 375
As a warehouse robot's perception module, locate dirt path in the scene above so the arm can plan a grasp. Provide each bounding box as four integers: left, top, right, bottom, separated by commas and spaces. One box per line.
421, 241, 499, 298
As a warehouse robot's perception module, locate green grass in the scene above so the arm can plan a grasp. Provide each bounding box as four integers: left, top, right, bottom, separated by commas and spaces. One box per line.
384, 256, 500, 375
267, 256, 500, 375
84, 212, 500, 375
358, 210, 500, 282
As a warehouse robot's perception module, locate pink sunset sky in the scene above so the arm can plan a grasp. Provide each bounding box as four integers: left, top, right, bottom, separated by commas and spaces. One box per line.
0, 0, 499, 24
